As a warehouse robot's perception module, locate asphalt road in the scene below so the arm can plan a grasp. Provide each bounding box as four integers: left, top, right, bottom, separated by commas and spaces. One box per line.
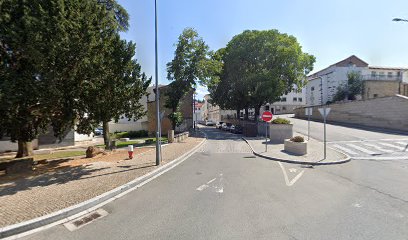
23, 125, 408, 240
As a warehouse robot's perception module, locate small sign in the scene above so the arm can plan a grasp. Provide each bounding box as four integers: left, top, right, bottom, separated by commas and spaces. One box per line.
305, 108, 313, 116
160, 111, 165, 120
261, 111, 273, 122
318, 108, 331, 118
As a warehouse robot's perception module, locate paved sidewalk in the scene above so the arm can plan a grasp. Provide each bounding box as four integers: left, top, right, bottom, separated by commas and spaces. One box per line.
0, 135, 204, 228
243, 135, 349, 165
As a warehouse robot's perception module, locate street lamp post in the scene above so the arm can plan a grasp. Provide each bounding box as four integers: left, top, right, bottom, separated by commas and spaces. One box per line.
154, 0, 161, 166
319, 76, 327, 159
193, 88, 196, 131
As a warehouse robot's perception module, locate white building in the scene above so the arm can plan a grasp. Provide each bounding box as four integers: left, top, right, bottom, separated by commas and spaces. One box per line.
306, 55, 408, 106
108, 85, 160, 133
262, 87, 306, 115
193, 101, 203, 123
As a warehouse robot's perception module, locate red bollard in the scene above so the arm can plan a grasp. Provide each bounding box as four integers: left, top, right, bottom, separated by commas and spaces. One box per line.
128, 145, 134, 159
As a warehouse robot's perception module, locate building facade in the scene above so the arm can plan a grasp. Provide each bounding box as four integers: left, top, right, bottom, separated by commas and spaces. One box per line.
306, 55, 408, 106
204, 94, 236, 122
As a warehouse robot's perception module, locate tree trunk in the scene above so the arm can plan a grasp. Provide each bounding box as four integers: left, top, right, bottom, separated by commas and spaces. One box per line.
103, 120, 110, 150
244, 108, 249, 120
254, 105, 261, 122
16, 140, 33, 158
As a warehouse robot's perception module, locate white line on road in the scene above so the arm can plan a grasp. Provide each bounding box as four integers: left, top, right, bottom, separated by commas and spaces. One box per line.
396, 142, 408, 146
196, 184, 209, 191
332, 144, 358, 155
377, 142, 405, 151
346, 143, 376, 155
363, 143, 393, 153
278, 162, 305, 187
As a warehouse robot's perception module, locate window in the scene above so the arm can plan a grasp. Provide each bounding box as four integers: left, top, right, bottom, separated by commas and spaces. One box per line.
311, 87, 315, 91
265, 105, 270, 111
282, 106, 286, 111
373, 94, 378, 98
379, 72, 385, 78
371, 71, 377, 77
293, 97, 297, 102
281, 97, 287, 102
298, 97, 303, 102
388, 72, 393, 78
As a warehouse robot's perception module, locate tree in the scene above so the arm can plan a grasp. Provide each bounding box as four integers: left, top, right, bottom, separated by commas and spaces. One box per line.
332, 72, 363, 102
0, 0, 130, 157
77, 36, 151, 149
210, 30, 315, 120
166, 28, 219, 129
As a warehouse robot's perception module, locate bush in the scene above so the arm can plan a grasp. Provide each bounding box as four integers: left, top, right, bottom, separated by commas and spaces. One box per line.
114, 130, 149, 139
271, 118, 291, 124
290, 136, 304, 142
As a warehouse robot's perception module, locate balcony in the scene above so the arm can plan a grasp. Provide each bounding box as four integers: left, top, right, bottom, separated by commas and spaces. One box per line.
362, 74, 402, 81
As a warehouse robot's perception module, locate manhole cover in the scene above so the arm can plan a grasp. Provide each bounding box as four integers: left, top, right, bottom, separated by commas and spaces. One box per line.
64, 209, 108, 231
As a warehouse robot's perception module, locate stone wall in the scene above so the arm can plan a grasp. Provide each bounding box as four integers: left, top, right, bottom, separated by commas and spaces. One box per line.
294, 94, 408, 132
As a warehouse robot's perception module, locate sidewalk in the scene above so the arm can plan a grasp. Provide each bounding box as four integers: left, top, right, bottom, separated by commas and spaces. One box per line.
243, 135, 350, 165
0, 134, 205, 228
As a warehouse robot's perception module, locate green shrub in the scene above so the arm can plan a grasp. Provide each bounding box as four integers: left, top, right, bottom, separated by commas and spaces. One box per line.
290, 136, 304, 142
114, 130, 149, 139
271, 118, 291, 124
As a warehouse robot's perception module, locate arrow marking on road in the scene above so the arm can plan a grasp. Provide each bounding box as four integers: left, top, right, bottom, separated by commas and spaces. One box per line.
278, 162, 305, 187
196, 174, 224, 193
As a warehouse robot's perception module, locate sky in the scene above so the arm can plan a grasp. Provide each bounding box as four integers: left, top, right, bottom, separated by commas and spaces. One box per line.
117, 0, 408, 99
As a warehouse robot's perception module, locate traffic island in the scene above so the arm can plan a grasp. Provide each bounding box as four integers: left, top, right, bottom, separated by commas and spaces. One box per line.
242, 135, 350, 165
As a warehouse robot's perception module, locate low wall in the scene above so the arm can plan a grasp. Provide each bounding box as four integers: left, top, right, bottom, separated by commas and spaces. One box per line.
294, 95, 408, 132
108, 122, 148, 133
0, 139, 39, 153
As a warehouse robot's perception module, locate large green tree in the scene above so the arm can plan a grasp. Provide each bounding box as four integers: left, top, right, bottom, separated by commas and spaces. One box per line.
77, 36, 151, 149
210, 30, 315, 120
0, 0, 131, 157
166, 28, 220, 130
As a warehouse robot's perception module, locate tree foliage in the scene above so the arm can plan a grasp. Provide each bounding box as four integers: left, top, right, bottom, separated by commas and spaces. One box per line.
209, 30, 315, 120
166, 28, 220, 129
0, 0, 148, 155
332, 72, 363, 102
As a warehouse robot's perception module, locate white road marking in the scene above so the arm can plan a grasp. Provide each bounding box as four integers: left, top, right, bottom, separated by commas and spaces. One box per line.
278, 162, 305, 187
363, 143, 393, 153
196, 174, 224, 193
332, 144, 358, 155
346, 143, 376, 155
395, 142, 408, 146
353, 203, 362, 208
196, 184, 209, 191
378, 142, 405, 151
354, 156, 408, 160
289, 168, 297, 173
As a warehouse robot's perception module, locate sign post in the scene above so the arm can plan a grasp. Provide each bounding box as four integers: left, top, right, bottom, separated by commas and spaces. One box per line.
261, 111, 273, 152
318, 107, 331, 159
305, 107, 313, 141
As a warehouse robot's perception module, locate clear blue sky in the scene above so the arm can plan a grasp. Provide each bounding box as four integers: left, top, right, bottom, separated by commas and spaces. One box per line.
118, 0, 408, 99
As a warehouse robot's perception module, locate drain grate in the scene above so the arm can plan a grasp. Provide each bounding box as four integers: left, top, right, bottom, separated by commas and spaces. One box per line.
64, 209, 108, 231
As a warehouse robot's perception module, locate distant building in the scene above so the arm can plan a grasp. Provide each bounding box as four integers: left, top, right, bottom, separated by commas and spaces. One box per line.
306, 55, 408, 106
262, 86, 306, 115
147, 85, 193, 135
108, 85, 159, 133
204, 94, 236, 122
193, 101, 203, 123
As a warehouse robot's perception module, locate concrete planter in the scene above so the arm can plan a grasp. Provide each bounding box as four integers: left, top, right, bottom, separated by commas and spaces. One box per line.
269, 124, 293, 143
284, 139, 307, 155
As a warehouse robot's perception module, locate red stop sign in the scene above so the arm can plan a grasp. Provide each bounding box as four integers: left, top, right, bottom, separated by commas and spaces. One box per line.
261, 111, 273, 122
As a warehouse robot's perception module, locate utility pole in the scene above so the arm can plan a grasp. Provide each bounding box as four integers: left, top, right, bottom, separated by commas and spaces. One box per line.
154, 0, 161, 166
320, 76, 327, 159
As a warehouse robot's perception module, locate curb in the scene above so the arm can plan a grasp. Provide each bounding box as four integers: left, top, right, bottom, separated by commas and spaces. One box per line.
0, 136, 207, 239
242, 137, 351, 166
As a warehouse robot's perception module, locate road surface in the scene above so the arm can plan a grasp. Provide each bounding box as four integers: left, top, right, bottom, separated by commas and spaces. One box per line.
24, 125, 408, 240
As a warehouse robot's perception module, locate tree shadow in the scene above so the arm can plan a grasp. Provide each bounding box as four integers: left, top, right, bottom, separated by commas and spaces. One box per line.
0, 160, 109, 197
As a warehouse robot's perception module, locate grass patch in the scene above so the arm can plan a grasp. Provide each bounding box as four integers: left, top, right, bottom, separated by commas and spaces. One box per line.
34, 151, 85, 161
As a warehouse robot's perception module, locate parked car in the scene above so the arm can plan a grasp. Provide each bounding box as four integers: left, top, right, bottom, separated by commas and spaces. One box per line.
222, 122, 232, 131
216, 121, 224, 129
205, 120, 215, 126
231, 125, 243, 134
94, 128, 103, 136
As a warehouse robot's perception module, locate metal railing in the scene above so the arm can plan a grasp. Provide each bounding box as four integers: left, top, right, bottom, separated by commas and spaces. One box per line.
362, 74, 402, 81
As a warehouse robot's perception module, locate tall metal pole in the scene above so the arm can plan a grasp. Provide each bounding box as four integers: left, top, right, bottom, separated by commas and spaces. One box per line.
193, 91, 196, 131
320, 76, 327, 159
265, 121, 268, 152
154, 0, 161, 166
307, 108, 310, 141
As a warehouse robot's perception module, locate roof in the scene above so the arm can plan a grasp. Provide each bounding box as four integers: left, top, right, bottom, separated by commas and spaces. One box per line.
368, 66, 408, 71
308, 55, 368, 78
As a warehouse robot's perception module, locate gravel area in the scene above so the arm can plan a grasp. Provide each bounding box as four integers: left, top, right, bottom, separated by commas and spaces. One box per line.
0, 136, 204, 227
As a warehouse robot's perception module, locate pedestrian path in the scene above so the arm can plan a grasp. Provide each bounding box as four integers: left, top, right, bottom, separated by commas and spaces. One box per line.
329, 139, 408, 159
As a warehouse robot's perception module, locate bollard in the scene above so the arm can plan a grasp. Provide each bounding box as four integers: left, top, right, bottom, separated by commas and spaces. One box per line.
128, 145, 134, 159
